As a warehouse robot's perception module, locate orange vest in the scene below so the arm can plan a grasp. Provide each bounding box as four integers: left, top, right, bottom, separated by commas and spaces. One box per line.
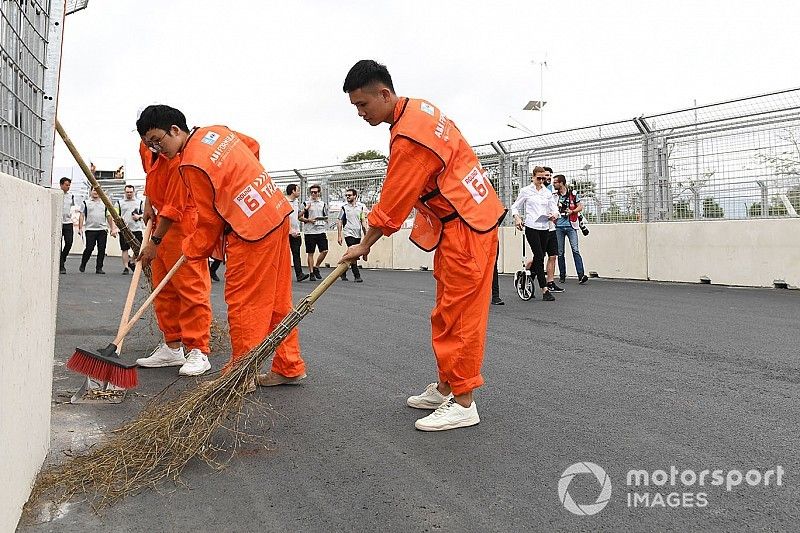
391, 98, 506, 251
179, 126, 291, 242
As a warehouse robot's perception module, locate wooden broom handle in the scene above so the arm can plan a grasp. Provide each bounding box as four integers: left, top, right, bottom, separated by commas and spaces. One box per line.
112, 255, 186, 344
115, 220, 153, 353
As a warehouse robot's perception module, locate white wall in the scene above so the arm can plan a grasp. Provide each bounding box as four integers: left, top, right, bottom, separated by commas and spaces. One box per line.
0, 173, 58, 531
497, 219, 799, 288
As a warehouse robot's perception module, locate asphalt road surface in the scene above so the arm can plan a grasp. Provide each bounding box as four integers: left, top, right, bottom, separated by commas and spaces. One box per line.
18, 257, 800, 532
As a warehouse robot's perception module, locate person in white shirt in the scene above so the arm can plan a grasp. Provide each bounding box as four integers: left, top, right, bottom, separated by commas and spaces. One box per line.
510, 166, 559, 301
79, 187, 118, 274
298, 184, 329, 280
336, 188, 368, 282
59, 177, 75, 274
286, 184, 310, 281
116, 184, 144, 274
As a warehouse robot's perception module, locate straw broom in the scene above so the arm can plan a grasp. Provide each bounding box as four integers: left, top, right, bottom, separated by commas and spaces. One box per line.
27, 262, 350, 512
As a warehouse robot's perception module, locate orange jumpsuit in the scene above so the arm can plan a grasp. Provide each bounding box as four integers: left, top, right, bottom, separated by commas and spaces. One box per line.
179, 131, 305, 377
141, 144, 212, 353
368, 100, 500, 396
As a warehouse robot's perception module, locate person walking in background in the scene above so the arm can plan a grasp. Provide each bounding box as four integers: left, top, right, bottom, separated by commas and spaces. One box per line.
511, 166, 558, 301
340, 60, 506, 431
299, 184, 329, 280
491, 244, 504, 305
79, 187, 117, 274
337, 188, 368, 282
59, 177, 74, 274
553, 174, 589, 284
542, 166, 563, 294
209, 258, 223, 282
286, 183, 309, 282
117, 184, 144, 274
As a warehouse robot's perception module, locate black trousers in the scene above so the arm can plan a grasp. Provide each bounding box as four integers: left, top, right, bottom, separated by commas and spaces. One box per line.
289, 234, 303, 277
524, 227, 550, 289
81, 229, 108, 271
492, 245, 500, 299
344, 236, 361, 279
60, 223, 73, 268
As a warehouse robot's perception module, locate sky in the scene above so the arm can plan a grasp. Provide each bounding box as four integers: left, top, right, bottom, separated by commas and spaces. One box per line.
51, 0, 800, 184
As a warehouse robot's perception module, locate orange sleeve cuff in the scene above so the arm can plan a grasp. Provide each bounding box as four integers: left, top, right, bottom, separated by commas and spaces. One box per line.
367, 208, 400, 237
158, 205, 183, 223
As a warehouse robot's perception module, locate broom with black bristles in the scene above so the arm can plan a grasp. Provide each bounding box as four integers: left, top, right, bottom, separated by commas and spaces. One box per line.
65, 254, 186, 389
27, 262, 350, 512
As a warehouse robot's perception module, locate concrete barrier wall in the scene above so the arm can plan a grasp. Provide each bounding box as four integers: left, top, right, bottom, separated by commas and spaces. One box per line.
78, 218, 798, 288
646, 218, 800, 287
0, 173, 58, 531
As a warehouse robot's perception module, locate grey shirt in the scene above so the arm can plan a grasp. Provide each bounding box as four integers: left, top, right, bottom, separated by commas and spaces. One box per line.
302, 199, 328, 235
117, 198, 144, 232
62, 193, 75, 224
339, 201, 368, 239
82, 198, 108, 231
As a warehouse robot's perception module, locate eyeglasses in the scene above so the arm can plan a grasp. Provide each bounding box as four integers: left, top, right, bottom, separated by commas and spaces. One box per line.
145, 130, 169, 150
310, 190, 321, 194
345, 194, 354, 198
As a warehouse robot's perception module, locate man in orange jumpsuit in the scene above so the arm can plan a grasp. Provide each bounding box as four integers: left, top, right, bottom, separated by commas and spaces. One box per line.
340, 60, 506, 431
136, 105, 306, 388
134, 143, 213, 376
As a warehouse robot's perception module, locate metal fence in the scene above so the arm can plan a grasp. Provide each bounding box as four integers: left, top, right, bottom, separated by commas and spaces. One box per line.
0, 0, 63, 185
272, 88, 800, 225
2, 0, 799, 224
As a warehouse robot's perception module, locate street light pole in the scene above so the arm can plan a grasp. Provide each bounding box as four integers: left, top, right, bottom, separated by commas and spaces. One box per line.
531, 59, 547, 133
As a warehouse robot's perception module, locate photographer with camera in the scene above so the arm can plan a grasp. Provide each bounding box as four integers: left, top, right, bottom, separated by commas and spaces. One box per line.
553, 174, 588, 284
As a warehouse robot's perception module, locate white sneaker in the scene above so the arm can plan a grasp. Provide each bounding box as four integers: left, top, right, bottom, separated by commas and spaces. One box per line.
414, 398, 480, 432
406, 382, 453, 409
179, 349, 211, 376
136, 344, 186, 367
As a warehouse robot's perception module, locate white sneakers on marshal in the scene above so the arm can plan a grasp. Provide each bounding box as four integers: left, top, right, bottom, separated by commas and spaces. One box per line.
179, 349, 211, 376
406, 382, 453, 409
136, 344, 186, 367
414, 398, 480, 432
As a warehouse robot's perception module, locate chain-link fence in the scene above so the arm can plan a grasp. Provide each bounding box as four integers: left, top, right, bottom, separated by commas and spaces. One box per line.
270, 88, 800, 225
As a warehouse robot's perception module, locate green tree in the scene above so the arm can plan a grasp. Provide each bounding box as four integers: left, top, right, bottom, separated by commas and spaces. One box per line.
673, 199, 694, 219
342, 150, 386, 163
748, 202, 764, 217
702, 197, 724, 218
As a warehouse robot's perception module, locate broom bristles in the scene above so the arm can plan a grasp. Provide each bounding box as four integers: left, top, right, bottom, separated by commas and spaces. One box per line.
28, 304, 310, 514
26, 266, 345, 518
66, 348, 139, 389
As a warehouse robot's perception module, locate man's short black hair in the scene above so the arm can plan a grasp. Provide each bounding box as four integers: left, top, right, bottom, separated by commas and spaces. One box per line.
553, 174, 567, 185
136, 105, 190, 136
286, 183, 298, 195
124, 184, 135, 191
59, 177, 71, 185
345, 188, 357, 197
543, 166, 553, 174
309, 184, 321, 193
342, 60, 395, 93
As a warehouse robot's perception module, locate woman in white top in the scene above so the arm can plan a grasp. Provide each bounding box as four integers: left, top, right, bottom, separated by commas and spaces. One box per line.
510, 166, 559, 301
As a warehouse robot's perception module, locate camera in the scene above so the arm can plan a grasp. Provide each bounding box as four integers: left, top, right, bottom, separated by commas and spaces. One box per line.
578, 214, 589, 236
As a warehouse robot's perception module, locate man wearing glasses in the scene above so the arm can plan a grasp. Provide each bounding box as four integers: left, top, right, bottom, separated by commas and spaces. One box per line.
298, 184, 329, 280
133, 140, 214, 377
336, 188, 368, 282
136, 105, 306, 388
